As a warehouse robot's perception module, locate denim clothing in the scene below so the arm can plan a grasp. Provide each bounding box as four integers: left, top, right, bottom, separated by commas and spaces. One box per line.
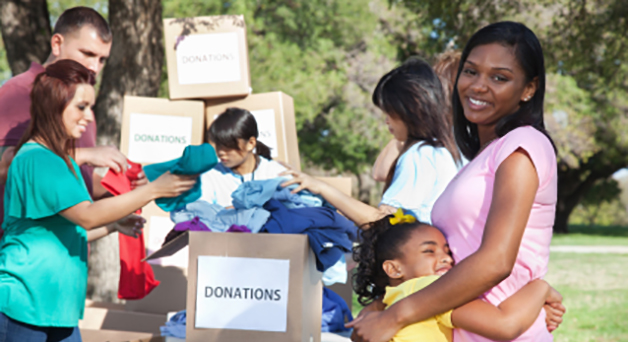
0, 313, 81, 342
231, 177, 326, 210
160, 310, 186, 339
321, 288, 353, 333
170, 200, 270, 233
262, 199, 357, 271
199, 157, 287, 208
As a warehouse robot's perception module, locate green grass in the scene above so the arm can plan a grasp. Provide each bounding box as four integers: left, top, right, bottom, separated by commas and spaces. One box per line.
552, 225, 628, 246
547, 252, 628, 342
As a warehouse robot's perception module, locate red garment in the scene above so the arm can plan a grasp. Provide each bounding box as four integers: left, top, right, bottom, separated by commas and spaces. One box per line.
101, 161, 160, 299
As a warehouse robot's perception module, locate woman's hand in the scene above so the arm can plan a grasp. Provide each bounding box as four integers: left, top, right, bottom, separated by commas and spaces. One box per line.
346, 310, 402, 342
279, 170, 328, 195
109, 214, 146, 238
131, 171, 148, 189
75, 146, 128, 173
149, 172, 198, 198
544, 286, 565, 332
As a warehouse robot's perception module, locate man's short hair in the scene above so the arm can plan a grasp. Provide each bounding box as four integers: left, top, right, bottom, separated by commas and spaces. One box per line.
53, 7, 112, 43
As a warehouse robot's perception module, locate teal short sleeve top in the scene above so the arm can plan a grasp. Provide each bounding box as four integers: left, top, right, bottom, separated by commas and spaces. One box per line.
0, 143, 92, 327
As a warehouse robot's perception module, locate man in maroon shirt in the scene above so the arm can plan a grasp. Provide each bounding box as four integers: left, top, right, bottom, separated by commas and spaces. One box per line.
0, 7, 143, 240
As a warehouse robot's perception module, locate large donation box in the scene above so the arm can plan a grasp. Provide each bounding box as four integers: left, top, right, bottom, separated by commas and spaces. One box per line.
146, 232, 323, 342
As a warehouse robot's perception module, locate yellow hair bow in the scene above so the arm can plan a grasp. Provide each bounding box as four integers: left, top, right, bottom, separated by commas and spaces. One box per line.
389, 208, 417, 225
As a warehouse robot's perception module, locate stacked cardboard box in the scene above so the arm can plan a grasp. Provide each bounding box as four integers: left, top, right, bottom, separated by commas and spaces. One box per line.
85, 14, 353, 342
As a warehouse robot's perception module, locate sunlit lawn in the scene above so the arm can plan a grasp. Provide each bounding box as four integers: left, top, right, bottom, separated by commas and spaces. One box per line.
547, 252, 628, 342
351, 226, 628, 341
551, 225, 628, 246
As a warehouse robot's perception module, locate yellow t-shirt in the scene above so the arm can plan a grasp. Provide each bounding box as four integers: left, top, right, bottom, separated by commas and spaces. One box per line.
383, 275, 454, 342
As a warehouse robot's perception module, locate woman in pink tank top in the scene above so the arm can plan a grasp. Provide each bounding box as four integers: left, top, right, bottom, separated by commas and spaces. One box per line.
349, 22, 565, 342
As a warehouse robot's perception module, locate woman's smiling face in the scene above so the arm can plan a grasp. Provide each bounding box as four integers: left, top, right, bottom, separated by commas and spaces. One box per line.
457, 43, 537, 133
62, 83, 95, 139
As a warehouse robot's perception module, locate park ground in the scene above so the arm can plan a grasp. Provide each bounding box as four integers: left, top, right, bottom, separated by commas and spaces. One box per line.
351, 225, 628, 342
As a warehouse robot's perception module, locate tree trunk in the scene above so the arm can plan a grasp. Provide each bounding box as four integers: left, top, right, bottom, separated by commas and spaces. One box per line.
0, 0, 50, 75
88, 0, 164, 303
554, 152, 624, 234
94, 0, 164, 147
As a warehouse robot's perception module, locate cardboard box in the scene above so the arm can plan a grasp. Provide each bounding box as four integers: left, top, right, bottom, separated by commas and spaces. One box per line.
129, 177, 353, 318
205, 92, 301, 170
120, 95, 205, 165
164, 15, 251, 100
80, 329, 155, 342
79, 307, 165, 335
146, 231, 322, 342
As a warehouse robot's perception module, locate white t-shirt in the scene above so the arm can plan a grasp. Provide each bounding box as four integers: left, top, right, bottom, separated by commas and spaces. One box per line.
199, 157, 287, 207
379, 142, 459, 224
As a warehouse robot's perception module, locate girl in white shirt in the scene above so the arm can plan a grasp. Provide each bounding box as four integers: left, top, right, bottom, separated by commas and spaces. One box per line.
282, 58, 462, 226
200, 107, 287, 207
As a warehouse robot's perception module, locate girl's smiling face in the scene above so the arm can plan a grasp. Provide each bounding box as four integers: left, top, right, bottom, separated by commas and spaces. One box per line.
384, 225, 454, 284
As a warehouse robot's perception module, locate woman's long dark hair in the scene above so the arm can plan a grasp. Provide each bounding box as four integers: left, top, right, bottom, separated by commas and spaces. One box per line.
453, 21, 555, 160
353, 216, 425, 305
207, 107, 272, 160
16, 59, 96, 176
373, 58, 461, 191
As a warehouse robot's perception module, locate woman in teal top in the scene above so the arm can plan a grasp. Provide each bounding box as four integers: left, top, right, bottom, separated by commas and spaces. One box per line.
0, 60, 197, 342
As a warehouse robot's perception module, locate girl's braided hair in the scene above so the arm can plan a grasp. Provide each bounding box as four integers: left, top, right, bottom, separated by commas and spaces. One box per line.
352, 215, 425, 306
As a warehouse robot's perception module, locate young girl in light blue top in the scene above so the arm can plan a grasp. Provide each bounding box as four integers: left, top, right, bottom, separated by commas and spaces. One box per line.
282, 58, 461, 226
0, 60, 195, 342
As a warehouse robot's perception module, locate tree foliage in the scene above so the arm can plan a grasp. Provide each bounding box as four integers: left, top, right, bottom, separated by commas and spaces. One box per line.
395, 0, 628, 232
1, 0, 626, 230
162, 0, 428, 200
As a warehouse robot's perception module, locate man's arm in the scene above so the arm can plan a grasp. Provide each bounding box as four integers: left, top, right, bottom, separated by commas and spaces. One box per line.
0, 146, 16, 185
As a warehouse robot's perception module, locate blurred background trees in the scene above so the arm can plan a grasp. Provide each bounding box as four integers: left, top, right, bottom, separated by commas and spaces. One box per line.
0, 0, 626, 299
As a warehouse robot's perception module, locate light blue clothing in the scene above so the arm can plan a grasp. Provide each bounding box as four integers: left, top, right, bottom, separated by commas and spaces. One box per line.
231, 178, 288, 209
199, 157, 287, 207
170, 200, 270, 233
232, 177, 326, 210
144, 144, 218, 212
322, 255, 347, 286
379, 143, 459, 224
160, 310, 186, 338
1, 143, 91, 327
273, 186, 324, 209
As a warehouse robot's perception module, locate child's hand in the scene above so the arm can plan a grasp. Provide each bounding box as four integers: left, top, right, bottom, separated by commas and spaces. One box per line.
544, 286, 565, 332
279, 170, 326, 195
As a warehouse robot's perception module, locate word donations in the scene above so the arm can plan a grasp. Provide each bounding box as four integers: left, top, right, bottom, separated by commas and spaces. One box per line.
205, 286, 281, 301
195, 256, 290, 331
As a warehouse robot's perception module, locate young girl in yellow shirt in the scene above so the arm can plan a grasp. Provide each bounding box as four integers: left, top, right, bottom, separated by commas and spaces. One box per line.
353, 210, 561, 342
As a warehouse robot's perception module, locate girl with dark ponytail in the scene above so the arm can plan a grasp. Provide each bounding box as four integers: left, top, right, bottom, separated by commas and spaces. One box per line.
199, 107, 287, 207
353, 210, 560, 342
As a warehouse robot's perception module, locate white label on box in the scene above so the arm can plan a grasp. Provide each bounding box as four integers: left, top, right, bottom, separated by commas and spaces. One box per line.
195, 256, 290, 332
176, 32, 242, 85
146, 216, 189, 268
127, 113, 193, 164
250, 109, 278, 158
